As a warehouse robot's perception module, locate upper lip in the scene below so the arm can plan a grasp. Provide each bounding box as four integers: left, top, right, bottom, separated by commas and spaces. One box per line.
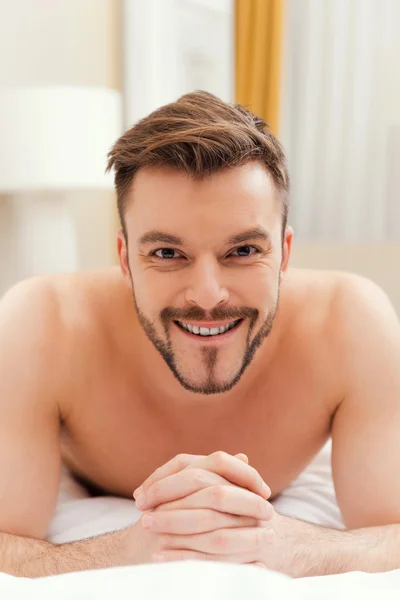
175, 319, 241, 328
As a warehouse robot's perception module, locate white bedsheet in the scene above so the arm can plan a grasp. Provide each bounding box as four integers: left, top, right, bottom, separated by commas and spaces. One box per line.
1, 440, 400, 599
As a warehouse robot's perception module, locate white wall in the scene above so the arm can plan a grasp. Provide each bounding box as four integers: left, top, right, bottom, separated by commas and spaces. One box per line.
0, 0, 121, 295
0, 0, 121, 88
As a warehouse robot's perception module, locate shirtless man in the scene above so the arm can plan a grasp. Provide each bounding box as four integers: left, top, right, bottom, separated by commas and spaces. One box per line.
1, 91, 400, 578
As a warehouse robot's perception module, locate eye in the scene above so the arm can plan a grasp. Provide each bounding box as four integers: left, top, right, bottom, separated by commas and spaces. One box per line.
152, 248, 182, 260
230, 245, 261, 258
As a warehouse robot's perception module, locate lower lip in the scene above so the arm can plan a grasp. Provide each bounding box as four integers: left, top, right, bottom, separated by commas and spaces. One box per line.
173, 320, 243, 342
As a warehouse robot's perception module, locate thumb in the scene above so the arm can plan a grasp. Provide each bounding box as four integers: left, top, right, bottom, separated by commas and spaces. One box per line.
235, 453, 249, 464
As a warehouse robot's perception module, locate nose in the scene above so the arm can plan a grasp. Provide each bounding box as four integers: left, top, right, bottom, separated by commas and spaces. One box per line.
184, 256, 229, 310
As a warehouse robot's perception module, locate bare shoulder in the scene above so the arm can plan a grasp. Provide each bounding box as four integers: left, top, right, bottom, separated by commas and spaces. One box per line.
326, 269, 400, 374
0, 274, 63, 350
2, 265, 127, 320
0, 268, 128, 415
0, 275, 66, 420
284, 267, 400, 378
284, 267, 397, 329
280, 267, 351, 335
315, 268, 399, 340
0, 266, 125, 332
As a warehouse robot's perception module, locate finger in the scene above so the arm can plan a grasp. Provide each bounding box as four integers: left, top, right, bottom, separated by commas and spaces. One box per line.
152, 549, 266, 565
137, 469, 229, 510
133, 454, 203, 499
141, 508, 259, 534
156, 485, 274, 521
189, 452, 270, 500
163, 526, 275, 555
134, 452, 247, 499
236, 453, 249, 464
141, 453, 269, 510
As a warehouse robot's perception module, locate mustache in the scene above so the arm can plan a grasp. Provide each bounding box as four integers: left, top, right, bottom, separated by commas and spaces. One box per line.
160, 306, 259, 324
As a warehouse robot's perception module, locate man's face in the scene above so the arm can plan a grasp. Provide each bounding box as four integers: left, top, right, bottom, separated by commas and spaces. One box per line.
118, 162, 292, 395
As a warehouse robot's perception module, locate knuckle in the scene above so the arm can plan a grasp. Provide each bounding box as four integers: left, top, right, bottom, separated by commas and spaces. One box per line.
212, 450, 229, 467
210, 485, 228, 510
190, 468, 208, 486
211, 530, 229, 550
176, 454, 191, 468
208, 510, 220, 525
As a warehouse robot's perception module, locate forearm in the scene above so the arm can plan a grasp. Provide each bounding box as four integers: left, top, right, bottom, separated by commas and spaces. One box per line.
274, 514, 400, 577
0, 528, 132, 577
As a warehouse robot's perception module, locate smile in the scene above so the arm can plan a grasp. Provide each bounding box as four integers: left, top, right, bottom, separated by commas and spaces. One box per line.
175, 319, 242, 337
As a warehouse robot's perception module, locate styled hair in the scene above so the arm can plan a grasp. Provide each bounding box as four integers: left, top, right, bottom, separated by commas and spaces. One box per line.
106, 90, 289, 236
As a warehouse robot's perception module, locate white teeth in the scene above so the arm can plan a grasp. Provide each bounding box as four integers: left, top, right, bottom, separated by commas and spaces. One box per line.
177, 320, 240, 336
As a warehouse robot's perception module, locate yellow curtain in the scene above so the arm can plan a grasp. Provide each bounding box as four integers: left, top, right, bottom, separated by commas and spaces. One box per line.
235, 0, 284, 136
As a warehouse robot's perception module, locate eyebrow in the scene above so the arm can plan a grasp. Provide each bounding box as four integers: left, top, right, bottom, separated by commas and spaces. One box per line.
137, 226, 271, 248
226, 227, 271, 245
138, 231, 184, 247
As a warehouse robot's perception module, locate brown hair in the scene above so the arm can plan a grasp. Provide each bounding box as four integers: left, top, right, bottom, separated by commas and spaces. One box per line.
106, 90, 289, 237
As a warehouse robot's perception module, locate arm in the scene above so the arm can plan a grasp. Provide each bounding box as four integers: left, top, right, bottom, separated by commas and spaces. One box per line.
260, 513, 400, 578
0, 528, 135, 577
263, 275, 400, 577
0, 279, 135, 577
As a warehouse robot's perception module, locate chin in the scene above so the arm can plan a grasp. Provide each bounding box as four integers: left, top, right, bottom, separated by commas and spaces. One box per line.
175, 378, 240, 396
170, 364, 248, 396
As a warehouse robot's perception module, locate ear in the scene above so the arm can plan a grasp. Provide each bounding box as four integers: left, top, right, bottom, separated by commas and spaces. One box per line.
280, 225, 294, 280
116, 228, 132, 286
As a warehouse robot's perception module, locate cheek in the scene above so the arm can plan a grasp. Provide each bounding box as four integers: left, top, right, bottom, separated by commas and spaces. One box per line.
238, 268, 278, 304
130, 266, 178, 314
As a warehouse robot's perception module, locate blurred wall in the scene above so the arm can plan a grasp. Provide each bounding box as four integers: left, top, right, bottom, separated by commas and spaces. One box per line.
0, 0, 121, 87
291, 243, 400, 315
0, 0, 121, 294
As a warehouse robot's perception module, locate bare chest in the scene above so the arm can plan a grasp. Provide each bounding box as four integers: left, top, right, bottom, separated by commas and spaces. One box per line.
61, 376, 332, 499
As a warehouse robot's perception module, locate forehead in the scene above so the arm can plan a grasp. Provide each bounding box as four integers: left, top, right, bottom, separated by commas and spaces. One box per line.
126, 162, 281, 237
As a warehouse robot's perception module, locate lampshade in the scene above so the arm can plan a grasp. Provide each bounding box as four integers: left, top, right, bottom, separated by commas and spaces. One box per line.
0, 86, 122, 192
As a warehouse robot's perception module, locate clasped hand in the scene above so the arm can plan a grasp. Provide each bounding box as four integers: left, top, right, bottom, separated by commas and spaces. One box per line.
133, 451, 275, 567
